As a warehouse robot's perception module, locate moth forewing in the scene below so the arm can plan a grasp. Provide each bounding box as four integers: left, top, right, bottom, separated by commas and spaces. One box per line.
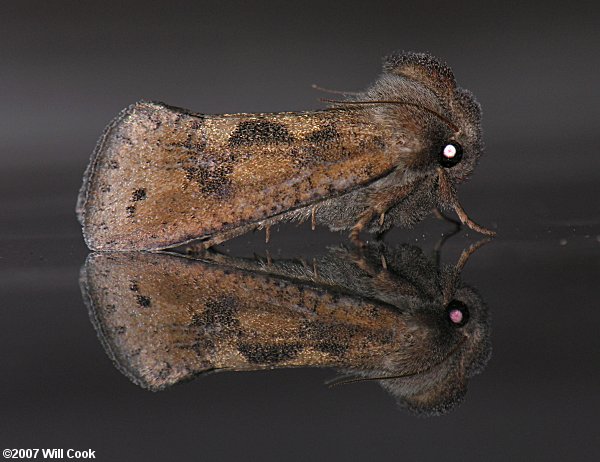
81, 251, 416, 390
79, 101, 403, 251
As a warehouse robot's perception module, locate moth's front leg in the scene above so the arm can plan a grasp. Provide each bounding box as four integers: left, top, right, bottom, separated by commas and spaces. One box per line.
349, 182, 415, 245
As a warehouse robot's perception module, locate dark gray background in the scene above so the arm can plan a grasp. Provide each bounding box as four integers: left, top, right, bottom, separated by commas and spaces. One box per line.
1, 1, 599, 461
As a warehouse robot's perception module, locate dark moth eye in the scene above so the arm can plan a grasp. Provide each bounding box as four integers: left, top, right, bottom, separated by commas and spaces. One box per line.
446, 300, 469, 327
439, 141, 463, 168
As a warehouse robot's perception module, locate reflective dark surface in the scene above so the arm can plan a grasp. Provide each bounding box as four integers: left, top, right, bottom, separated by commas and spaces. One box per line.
81, 243, 491, 416
2, 1, 599, 461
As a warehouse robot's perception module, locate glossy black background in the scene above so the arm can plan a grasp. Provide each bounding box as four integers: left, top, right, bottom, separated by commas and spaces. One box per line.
1, 1, 598, 461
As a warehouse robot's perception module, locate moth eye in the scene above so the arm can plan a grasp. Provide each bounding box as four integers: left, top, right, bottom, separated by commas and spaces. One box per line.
439, 142, 463, 168
446, 300, 469, 327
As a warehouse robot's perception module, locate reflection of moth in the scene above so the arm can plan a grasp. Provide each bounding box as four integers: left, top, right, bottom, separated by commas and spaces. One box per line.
81, 243, 491, 416
77, 52, 494, 251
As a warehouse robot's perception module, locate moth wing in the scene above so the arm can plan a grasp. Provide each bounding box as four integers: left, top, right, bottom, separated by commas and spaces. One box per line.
81, 252, 215, 390
79, 101, 403, 250
81, 251, 404, 389
82, 251, 325, 389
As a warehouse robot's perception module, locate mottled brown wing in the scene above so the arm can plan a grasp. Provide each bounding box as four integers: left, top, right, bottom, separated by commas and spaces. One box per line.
81, 251, 404, 390
78, 101, 401, 250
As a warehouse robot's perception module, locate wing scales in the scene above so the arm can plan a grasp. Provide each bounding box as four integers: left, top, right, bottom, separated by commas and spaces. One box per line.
80, 101, 403, 250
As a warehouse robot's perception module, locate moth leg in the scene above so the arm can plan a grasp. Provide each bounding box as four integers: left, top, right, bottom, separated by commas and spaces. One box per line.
372, 212, 389, 241
437, 168, 496, 236
181, 241, 210, 255
455, 238, 491, 273
349, 183, 415, 245
433, 207, 461, 228
442, 238, 492, 303
374, 222, 394, 241
432, 226, 462, 268
348, 250, 419, 296
348, 252, 384, 275
265, 224, 271, 243
349, 213, 374, 246
347, 244, 389, 274
265, 249, 272, 266
374, 229, 390, 241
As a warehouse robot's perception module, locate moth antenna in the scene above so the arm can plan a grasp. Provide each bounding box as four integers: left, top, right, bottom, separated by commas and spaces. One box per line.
320, 98, 460, 133
311, 84, 361, 96
327, 336, 467, 388
326, 370, 423, 388
432, 210, 462, 268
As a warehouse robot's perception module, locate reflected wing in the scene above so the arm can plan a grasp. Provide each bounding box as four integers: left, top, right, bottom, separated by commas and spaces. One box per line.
81, 251, 405, 390
79, 101, 402, 250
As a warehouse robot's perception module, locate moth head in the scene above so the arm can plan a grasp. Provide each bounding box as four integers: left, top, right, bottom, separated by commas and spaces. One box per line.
380, 51, 483, 183
374, 282, 490, 416
331, 283, 491, 416
362, 52, 492, 234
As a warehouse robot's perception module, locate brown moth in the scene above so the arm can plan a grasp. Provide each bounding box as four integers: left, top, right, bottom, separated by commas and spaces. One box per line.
77, 52, 495, 251
81, 242, 491, 415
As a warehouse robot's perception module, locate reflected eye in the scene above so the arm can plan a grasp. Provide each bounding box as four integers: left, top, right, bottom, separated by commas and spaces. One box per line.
446, 300, 469, 327
439, 141, 463, 168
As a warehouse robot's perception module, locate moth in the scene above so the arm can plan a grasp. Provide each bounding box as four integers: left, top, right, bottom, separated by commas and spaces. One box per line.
77, 51, 495, 251
81, 241, 491, 416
